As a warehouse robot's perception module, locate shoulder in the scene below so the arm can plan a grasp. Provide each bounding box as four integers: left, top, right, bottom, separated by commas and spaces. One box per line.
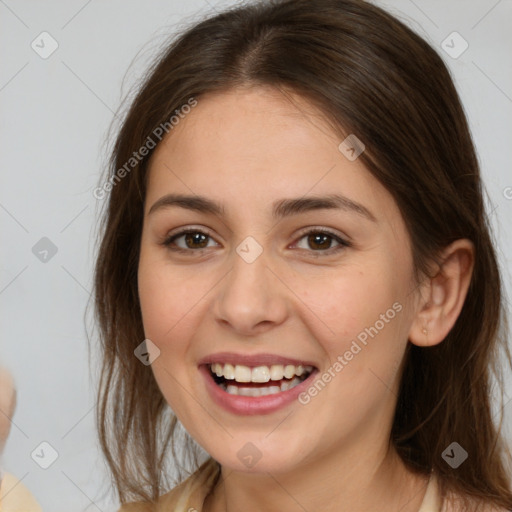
446, 502, 510, 512
441, 489, 511, 512
425, 473, 510, 512
443, 501, 510, 512
118, 457, 220, 512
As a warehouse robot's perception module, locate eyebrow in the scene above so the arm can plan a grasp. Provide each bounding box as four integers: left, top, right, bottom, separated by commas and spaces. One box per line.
148, 193, 377, 222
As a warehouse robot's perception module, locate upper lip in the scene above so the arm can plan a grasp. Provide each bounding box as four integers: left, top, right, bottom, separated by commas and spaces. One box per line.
198, 352, 318, 368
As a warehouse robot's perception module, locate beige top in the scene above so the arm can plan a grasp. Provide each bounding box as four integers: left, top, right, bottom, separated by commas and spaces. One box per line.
119, 458, 443, 512
0, 472, 43, 512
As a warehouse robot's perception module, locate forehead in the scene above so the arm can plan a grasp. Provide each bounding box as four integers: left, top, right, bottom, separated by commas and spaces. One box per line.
145, 87, 400, 227
151, 86, 339, 168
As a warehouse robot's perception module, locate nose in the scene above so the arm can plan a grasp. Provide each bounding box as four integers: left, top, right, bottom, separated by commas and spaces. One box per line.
212, 246, 289, 336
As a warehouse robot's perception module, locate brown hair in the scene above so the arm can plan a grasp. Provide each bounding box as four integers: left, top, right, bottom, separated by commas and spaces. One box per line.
92, 0, 512, 508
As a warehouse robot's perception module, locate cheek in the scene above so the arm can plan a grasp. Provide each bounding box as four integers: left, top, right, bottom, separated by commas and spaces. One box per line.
137, 257, 199, 412
311, 268, 403, 334
304, 264, 409, 382
137, 250, 199, 344
296, 272, 410, 436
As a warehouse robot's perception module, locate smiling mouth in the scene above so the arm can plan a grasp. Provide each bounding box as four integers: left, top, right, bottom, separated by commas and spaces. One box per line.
208, 363, 315, 397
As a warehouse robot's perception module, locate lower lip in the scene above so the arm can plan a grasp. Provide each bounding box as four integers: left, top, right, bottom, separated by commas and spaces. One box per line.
199, 365, 317, 416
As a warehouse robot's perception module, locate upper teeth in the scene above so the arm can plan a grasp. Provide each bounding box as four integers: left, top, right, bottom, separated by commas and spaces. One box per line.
210, 363, 313, 383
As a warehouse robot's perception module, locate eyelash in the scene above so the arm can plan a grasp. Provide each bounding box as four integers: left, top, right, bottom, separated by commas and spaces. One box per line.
161, 227, 351, 257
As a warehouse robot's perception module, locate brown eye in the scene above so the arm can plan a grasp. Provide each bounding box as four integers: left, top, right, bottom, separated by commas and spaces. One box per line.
182, 232, 209, 249
306, 233, 334, 250
294, 229, 350, 255
163, 229, 217, 252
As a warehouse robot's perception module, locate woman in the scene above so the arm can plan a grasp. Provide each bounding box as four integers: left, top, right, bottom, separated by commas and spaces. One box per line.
93, 0, 512, 510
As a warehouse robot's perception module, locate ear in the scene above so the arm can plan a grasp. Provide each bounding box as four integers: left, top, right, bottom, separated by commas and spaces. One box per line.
409, 239, 474, 347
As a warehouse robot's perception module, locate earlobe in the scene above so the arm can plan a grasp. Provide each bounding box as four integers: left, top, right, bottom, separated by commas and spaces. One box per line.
409, 239, 474, 348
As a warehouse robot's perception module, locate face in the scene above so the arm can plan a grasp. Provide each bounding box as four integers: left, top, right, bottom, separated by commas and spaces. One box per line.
138, 87, 420, 474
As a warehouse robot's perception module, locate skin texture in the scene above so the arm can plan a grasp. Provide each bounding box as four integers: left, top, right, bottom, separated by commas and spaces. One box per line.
137, 87, 474, 512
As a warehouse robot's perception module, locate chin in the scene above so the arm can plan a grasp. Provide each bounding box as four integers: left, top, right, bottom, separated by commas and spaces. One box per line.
203, 435, 309, 475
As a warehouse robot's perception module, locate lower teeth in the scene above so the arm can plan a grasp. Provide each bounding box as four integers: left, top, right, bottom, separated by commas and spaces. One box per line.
219, 377, 303, 396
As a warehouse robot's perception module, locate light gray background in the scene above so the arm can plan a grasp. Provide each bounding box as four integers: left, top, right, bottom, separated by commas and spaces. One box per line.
1, 0, 511, 511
